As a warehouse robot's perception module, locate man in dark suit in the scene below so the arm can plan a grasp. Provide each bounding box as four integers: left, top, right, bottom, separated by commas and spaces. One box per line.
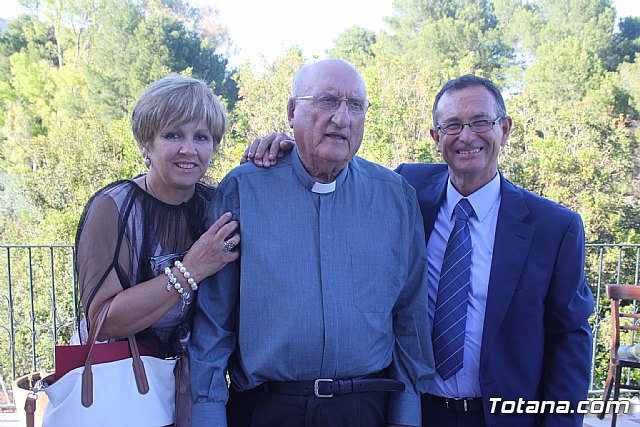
242, 74, 594, 427
395, 75, 593, 427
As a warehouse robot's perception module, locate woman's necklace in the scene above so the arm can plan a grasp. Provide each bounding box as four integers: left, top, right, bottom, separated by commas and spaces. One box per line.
144, 174, 192, 204
144, 175, 159, 199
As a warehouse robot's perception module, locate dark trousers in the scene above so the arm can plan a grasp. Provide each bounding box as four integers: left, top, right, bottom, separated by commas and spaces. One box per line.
422, 394, 487, 427
227, 385, 389, 427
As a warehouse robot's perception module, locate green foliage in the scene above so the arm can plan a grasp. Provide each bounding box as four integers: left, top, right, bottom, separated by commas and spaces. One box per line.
0, 172, 29, 234
619, 55, 640, 115
358, 48, 441, 167
0, 245, 77, 382
605, 17, 640, 69
213, 48, 306, 182
0, 0, 639, 393
503, 84, 639, 243
525, 36, 605, 104
2, 0, 633, 249
0, 0, 238, 245
538, 0, 615, 47
385, 0, 513, 80
79, 0, 236, 120
585, 244, 640, 391
328, 26, 377, 68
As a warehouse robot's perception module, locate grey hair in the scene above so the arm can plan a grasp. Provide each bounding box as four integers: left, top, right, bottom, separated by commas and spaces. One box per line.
290, 59, 365, 97
291, 64, 311, 97
132, 74, 228, 151
432, 75, 507, 126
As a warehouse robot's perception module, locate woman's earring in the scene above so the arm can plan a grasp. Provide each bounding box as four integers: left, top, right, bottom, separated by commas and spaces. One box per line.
144, 157, 151, 168
208, 159, 213, 168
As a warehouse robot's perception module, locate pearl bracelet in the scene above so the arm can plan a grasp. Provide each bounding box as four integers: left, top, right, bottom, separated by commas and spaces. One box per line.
174, 260, 198, 291
164, 266, 191, 305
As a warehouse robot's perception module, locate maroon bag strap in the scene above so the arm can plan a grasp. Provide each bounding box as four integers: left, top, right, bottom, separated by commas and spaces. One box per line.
128, 332, 150, 394
25, 373, 55, 427
25, 298, 151, 425
80, 299, 111, 407
81, 298, 149, 406
25, 392, 37, 427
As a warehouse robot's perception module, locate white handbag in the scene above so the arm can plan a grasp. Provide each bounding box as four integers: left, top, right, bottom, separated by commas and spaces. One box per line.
27, 299, 177, 427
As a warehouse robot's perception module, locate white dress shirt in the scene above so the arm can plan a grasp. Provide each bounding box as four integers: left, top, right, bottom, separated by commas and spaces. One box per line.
427, 172, 501, 398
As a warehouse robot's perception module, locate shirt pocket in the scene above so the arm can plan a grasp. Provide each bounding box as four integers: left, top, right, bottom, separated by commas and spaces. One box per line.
351, 254, 397, 313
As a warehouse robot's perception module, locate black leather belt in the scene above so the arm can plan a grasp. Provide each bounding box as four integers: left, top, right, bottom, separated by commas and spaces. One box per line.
424, 393, 483, 413
262, 373, 405, 398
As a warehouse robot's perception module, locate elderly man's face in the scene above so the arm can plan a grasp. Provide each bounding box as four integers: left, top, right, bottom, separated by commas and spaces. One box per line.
430, 86, 511, 194
287, 61, 366, 181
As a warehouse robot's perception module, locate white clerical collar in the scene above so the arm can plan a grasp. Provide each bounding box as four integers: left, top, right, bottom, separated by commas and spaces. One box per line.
291, 145, 346, 194
311, 181, 336, 194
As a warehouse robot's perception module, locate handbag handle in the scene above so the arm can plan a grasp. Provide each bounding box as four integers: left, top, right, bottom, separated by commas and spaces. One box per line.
80, 298, 149, 407
25, 298, 152, 426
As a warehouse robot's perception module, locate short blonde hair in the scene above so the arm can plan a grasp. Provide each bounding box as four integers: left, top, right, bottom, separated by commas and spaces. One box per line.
132, 74, 228, 151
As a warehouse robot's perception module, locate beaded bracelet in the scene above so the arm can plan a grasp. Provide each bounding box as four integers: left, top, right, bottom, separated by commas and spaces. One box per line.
164, 266, 191, 305
174, 260, 198, 291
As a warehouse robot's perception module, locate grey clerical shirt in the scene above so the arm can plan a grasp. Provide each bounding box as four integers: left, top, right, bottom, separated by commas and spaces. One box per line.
190, 147, 434, 427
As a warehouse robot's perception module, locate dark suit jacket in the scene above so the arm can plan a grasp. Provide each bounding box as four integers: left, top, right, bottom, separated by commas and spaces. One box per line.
396, 163, 594, 427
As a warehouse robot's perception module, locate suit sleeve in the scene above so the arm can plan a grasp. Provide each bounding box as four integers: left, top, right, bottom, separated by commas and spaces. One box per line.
387, 181, 435, 426
540, 212, 594, 427
189, 178, 240, 427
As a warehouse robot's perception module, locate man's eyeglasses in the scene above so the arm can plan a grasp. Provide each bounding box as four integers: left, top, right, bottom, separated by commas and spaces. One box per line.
437, 117, 504, 135
295, 93, 370, 114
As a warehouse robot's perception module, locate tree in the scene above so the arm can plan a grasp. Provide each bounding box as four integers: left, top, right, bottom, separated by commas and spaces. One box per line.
0, 0, 237, 244
605, 17, 640, 70
504, 76, 639, 244
385, 0, 513, 81
619, 56, 640, 115
358, 42, 441, 167
524, 36, 606, 105
215, 48, 306, 181
82, 0, 236, 120
1, 0, 638, 251
328, 26, 377, 69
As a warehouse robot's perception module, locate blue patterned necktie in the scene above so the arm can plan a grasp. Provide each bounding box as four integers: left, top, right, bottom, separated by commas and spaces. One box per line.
432, 198, 474, 380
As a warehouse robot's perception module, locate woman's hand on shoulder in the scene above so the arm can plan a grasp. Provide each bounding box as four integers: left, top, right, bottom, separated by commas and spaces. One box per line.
182, 212, 240, 281
240, 132, 295, 167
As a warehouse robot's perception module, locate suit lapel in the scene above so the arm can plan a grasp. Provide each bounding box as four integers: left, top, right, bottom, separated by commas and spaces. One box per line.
480, 176, 535, 367
416, 171, 448, 242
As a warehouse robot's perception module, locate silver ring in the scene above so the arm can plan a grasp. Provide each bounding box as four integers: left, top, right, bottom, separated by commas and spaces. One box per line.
223, 240, 235, 252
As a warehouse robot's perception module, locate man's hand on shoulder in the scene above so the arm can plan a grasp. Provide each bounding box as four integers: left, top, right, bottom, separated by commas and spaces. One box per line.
240, 132, 295, 167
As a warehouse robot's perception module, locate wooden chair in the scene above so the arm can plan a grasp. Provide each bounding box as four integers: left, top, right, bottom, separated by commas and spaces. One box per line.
599, 284, 640, 426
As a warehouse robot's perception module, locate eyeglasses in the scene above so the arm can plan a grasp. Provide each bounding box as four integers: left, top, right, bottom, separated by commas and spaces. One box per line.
437, 117, 504, 135
295, 93, 370, 114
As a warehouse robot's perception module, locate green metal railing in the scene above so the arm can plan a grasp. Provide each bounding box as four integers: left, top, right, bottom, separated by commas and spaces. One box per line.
0, 243, 639, 407
586, 243, 640, 396
0, 244, 80, 408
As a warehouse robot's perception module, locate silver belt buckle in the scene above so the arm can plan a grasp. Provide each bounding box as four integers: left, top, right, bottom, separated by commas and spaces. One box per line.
314, 378, 334, 398
453, 397, 468, 412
